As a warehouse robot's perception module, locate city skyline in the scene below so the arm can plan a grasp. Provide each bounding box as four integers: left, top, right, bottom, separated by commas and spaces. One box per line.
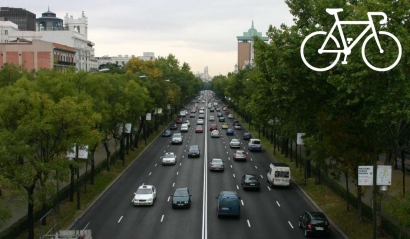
2, 1, 294, 76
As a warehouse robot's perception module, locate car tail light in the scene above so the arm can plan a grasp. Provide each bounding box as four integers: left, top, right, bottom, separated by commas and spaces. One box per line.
245, 183, 249, 186
327, 225, 331, 230
218, 206, 221, 212
307, 223, 312, 230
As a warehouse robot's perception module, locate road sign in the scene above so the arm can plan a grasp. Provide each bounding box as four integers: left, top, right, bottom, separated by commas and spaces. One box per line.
297, 133, 306, 145
358, 166, 373, 186
377, 165, 392, 186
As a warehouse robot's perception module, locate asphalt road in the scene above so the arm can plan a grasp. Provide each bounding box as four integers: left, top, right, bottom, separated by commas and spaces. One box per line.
75, 93, 346, 239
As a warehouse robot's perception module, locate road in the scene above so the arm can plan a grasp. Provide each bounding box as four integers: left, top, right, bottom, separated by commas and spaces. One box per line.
75, 93, 346, 239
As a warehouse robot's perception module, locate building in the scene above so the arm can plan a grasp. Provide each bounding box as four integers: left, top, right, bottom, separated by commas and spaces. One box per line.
0, 7, 36, 31
195, 66, 211, 82
95, 52, 155, 68
236, 21, 268, 70
36, 7, 64, 31
138, 52, 155, 61
0, 39, 75, 71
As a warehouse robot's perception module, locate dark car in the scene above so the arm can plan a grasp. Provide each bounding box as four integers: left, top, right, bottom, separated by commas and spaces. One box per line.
190, 113, 196, 118
217, 112, 223, 117
224, 110, 230, 115
240, 174, 261, 190
210, 108, 215, 112
169, 123, 178, 130
299, 211, 331, 237
162, 129, 171, 137
242, 132, 252, 140
215, 191, 241, 218
176, 118, 183, 124
188, 145, 200, 158
171, 187, 191, 208
219, 117, 225, 122
233, 119, 239, 124
226, 128, 234, 135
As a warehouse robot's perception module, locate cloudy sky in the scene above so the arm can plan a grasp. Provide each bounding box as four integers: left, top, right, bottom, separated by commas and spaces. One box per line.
3, 0, 295, 76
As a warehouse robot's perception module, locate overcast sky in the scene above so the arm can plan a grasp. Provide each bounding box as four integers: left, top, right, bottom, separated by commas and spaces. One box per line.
3, 0, 294, 76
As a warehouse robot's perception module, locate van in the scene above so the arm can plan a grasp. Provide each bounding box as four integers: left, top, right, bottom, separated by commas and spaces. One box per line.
215, 191, 241, 218
180, 111, 186, 118
266, 163, 291, 187
181, 123, 188, 132
248, 139, 262, 151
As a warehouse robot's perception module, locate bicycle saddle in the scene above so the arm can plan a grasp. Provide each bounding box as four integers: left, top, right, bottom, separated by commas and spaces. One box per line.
326, 8, 343, 15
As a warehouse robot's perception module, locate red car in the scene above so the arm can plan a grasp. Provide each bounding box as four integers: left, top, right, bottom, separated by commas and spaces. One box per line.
195, 125, 203, 133
209, 123, 217, 131
176, 118, 183, 124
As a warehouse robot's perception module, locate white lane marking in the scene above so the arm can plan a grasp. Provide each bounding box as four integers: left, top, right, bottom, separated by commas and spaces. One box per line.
164, 150, 166, 153
288, 221, 294, 228
118, 216, 123, 223
177, 172, 179, 175
230, 165, 232, 168
182, 155, 185, 158
224, 146, 226, 148
255, 166, 257, 169
180, 163, 182, 166
149, 172, 152, 176
167, 196, 170, 202
202, 107, 208, 239
161, 215, 164, 222
155, 163, 157, 167
172, 183, 175, 187
241, 200, 244, 206
276, 201, 280, 207
236, 185, 239, 189
247, 220, 251, 227
233, 174, 235, 178
250, 158, 253, 161
267, 186, 271, 191
259, 175, 263, 178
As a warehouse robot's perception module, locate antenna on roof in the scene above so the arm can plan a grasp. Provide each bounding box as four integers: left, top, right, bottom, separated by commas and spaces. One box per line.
48, 5, 50, 12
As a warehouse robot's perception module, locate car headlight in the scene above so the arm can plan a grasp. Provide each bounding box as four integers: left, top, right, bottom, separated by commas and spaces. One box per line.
185, 201, 189, 204
147, 198, 153, 201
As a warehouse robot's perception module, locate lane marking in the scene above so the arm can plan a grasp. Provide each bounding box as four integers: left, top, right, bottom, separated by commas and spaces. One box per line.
176, 172, 179, 175
149, 172, 152, 176
180, 163, 182, 166
202, 103, 209, 239
236, 185, 239, 189
267, 186, 271, 191
118, 216, 123, 223
259, 175, 263, 178
167, 196, 170, 202
247, 220, 251, 227
254, 166, 257, 169
161, 215, 164, 222
172, 183, 175, 187
233, 174, 235, 178
276, 201, 280, 207
230, 165, 232, 168
155, 163, 157, 167
288, 221, 294, 229
250, 158, 253, 161
241, 200, 244, 206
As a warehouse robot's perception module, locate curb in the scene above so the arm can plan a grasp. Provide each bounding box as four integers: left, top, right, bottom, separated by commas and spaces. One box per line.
67, 131, 163, 230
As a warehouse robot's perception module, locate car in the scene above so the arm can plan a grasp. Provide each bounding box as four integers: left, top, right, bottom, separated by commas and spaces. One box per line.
299, 212, 331, 237
184, 120, 190, 127
132, 184, 157, 206
233, 150, 247, 161
230, 139, 241, 148
176, 118, 183, 124
226, 128, 234, 135
199, 110, 205, 114
221, 123, 229, 129
240, 174, 261, 190
181, 123, 189, 132
224, 111, 230, 115
195, 125, 204, 133
219, 117, 225, 122
197, 119, 204, 125
248, 138, 262, 151
222, 107, 227, 111
209, 158, 224, 171
188, 145, 200, 158
169, 123, 178, 130
209, 115, 215, 121
162, 129, 171, 137
216, 108, 221, 112
215, 191, 241, 218
199, 114, 205, 119
190, 113, 196, 118
210, 108, 215, 112
200, 107, 205, 110
217, 112, 223, 117
171, 187, 191, 208
211, 130, 220, 138
162, 152, 177, 165
242, 132, 252, 140
234, 123, 242, 130
209, 123, 217, 131
227, 114, 234, 119
171, 133, 183, 144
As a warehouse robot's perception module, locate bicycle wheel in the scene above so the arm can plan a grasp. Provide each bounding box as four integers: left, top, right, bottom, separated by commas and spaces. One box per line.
300, 31, 341, 72
362, 31, 402, 71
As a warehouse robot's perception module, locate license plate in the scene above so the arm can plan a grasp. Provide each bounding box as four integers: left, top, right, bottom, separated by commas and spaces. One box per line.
222, 207, 229, 210
250, 184, 255, 186
315, 227, 323, 230
178, 204, 183, 206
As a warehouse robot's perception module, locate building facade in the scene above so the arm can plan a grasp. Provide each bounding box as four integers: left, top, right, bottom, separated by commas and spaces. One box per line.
0, 7, 36, 31
95, 52, 155, 68
36, 7, 64, 31
0, 39, 75, 71
236, 21, 268, 70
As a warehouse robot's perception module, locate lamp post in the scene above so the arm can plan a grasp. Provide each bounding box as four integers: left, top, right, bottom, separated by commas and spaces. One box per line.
377, 185, 389, 237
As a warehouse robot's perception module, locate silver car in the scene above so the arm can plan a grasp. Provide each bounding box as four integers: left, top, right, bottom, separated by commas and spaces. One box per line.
197, 119, 204, 125
162, 152, 177, 165
230, 139, 241, 148
172, 133, 183, 144
211, 130, 220, 138
209, 158, 224, 171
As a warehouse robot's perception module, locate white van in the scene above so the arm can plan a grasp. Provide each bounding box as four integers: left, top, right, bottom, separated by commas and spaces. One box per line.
180, 110, 187, 118
266, 163, 291, 187
181, 123, 189, 132
248, 139, 262, 151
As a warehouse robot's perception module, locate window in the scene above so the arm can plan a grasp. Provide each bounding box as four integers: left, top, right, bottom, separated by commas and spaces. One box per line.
5, 30, 8, 35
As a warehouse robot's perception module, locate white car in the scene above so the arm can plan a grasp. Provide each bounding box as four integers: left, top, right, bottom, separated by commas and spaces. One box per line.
172, 133, 183, 144
211, 130, 220, 138
230, 138, 241, 148
197, 119, 204, 125
199, 110, 204, 114
162, 152, 177, 165
227, 114, 234, 119
209, 116, 215, 121
132, 185, 157, 206
184, 120, 190, 127
181, 123, 189, 132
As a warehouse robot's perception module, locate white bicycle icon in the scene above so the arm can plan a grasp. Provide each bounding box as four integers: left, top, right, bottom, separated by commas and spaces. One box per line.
300, 8, 402, 72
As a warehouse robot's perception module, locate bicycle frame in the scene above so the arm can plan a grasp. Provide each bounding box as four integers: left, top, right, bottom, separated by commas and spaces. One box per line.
319, 13, 383, 55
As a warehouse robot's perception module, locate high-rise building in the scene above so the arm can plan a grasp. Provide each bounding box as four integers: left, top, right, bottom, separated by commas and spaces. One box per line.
0, 7, 36, 31
236, 21, 268, 70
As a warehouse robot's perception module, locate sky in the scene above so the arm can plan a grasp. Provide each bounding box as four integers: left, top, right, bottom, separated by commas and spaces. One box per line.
3, 0, 295, 76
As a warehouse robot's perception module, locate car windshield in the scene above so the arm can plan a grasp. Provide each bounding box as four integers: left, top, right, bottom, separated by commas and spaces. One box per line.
164, 153, 174, 158
174, 190, 189, 197
232, 139, 239, 142
212, 159, 222, 164
136, 188, 152, 194
173, 135, 181, 138
311, 218, 328, 225
246, 175, 258, 181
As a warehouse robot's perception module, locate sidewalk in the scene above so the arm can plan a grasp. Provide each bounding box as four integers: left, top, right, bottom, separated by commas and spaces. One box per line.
0, 138, 118, 234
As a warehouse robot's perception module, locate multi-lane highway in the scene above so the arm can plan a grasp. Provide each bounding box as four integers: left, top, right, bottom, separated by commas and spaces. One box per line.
75, 93, 346, 239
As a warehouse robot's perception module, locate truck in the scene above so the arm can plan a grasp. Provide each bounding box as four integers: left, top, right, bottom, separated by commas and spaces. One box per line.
266, 163, 291, 187
179, 110, 186, 118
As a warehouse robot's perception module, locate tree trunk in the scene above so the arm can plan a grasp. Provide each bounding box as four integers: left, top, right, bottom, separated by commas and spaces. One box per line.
27, 185, 35, 239
401, 149, 406, 196
69, 165, 74, 201
103, 138, 111, 172
284, 138, 289, 158
357, 186, 363, 223
273, 131, 276, 155
345, 171, 350, 211
280, 136, 285, 154
290, 139, 293, 162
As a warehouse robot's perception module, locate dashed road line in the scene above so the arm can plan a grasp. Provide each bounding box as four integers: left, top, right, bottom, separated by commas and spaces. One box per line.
167, 196, 170, 202
288, 221, 294, 228
259, 175, 263, 178
172, 183, 175, 187
267, 186, 271, 191
241, 200, 244, 206
161, 215, 164, 222
276, 201, 280, 207
118, 216, 123, 223
233, 174, 235, 178
236, 185, 239, 189
149, 172, 152, 176
247, 220, 251, 227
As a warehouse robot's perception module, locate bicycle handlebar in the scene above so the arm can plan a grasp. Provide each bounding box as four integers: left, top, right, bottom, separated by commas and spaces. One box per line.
367, 12, 388, 24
